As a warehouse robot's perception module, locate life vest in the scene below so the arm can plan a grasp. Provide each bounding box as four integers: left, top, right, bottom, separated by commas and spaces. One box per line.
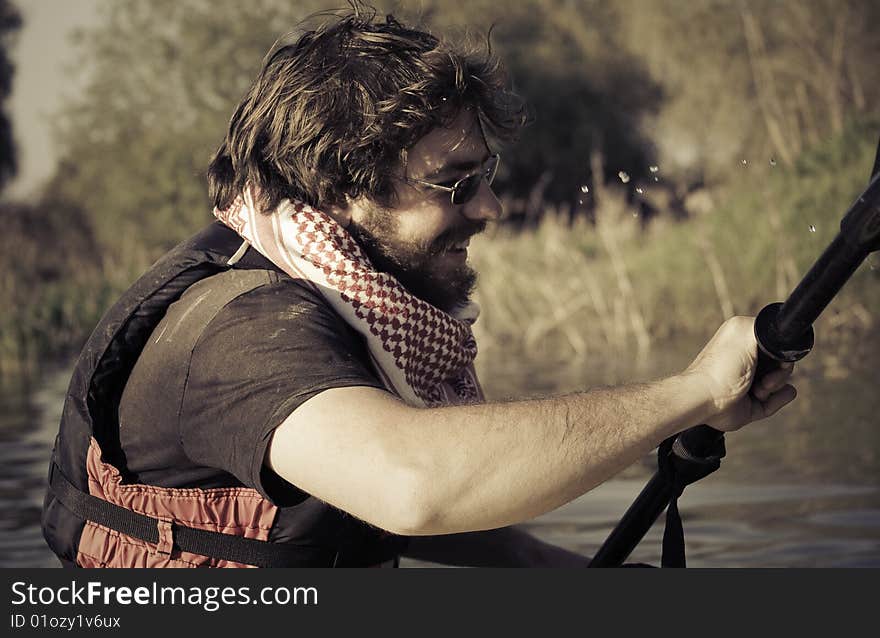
41, 222, 406, 567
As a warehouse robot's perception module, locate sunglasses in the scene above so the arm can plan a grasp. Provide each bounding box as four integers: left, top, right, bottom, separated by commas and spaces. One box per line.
409, 154, 500, 205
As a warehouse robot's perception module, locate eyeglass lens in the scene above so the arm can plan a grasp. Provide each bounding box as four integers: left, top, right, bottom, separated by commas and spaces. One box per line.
451, 156, 498, 205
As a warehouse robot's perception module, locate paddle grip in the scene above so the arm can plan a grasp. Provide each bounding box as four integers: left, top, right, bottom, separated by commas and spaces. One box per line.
673, 309, 805, 460
750, 348, 783, 400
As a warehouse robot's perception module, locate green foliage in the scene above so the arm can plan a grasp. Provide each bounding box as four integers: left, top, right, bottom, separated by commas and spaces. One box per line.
619, 0, 879, 183
470, 119, 880, 366
5, 0, 879, 374
397, 0, 663, 204
0, 0, 22, 191
47, 0, 880, 256
50, 0, 665, 268
52, 0, 331, 266
0, 194, 106, 373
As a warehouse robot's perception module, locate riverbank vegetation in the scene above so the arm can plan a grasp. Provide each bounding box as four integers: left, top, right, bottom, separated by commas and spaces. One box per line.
2, 118, 876, 377
472, 118, 879, 372
1, 0, 877, 379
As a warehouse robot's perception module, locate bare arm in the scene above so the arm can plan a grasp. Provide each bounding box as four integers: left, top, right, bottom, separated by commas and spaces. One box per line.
266, 316, 796, 536
268, 374, 703, 535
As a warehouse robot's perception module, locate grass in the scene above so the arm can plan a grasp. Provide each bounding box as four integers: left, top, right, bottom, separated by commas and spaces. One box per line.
470, 118, 880, 371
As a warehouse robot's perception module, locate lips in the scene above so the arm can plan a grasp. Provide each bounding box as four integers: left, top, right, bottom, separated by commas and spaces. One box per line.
433, 236, 468, 254
433, 221, 486, 255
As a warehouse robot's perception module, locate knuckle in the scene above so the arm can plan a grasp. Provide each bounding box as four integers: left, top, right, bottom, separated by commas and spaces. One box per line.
724, 315, 754, 336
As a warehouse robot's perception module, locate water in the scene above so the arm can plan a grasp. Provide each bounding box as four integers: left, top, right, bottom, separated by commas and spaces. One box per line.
473, 334, 880, 567
2, 338, 879, 568
0, 366, 68, 568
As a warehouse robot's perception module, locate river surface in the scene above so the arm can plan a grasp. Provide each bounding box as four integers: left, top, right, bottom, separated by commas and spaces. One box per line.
2, 335, 878, 568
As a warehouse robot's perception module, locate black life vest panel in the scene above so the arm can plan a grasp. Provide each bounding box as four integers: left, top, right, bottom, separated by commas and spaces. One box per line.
41, 222, 406, 567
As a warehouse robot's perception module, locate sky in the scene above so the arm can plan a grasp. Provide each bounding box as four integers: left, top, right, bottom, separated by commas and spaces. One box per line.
6, 0, 101, 199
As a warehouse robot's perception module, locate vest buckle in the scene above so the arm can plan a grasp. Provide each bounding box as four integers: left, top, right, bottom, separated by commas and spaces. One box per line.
155, 518, 174, 556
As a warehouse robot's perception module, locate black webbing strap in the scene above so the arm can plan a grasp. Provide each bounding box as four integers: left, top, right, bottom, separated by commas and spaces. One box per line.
656, 434, 725, 568
50, 463, 335, 567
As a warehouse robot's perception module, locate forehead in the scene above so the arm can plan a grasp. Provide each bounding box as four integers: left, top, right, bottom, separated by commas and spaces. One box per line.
406, 109, 488, 177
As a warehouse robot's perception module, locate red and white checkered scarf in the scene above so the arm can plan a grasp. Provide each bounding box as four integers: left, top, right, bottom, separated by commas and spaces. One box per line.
214, 189, 484, 407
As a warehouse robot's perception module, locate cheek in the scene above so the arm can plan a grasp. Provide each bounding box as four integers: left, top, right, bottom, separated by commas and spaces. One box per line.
395, 200, 451, 243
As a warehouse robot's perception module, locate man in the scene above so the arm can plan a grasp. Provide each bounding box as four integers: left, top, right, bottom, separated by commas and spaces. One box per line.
42, 7, 796, 568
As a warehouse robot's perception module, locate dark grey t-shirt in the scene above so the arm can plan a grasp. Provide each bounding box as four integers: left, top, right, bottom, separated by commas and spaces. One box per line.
118, 268, 384, 507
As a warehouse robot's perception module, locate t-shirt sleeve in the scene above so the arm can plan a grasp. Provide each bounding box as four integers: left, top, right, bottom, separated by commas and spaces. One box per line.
178, 276, 386, 506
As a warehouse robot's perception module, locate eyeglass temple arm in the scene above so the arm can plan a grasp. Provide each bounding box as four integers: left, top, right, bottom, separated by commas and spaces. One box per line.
410, 179, 456, 192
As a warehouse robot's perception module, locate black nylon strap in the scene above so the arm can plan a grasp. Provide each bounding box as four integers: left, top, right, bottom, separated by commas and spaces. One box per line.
661, 497, 686, 568
657, 434, 725, 568
50, 463, 335, 567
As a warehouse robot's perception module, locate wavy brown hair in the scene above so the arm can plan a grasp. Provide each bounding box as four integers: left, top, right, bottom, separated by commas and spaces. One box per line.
207, 3, 527, 212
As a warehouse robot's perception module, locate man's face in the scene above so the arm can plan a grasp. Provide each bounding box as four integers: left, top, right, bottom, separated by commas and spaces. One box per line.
345, 109, 502, 313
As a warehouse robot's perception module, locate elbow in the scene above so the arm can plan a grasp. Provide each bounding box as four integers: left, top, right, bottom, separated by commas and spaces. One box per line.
379, 465, 444, 537
357, 401, 459, 536
361, 405, 447, 536
383, 456, 449, 536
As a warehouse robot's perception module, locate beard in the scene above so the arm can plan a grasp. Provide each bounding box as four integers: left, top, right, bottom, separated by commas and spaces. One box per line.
346, 207, 484, 314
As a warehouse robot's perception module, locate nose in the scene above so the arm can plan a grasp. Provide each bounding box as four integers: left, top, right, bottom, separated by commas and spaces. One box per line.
460, 179, 502, 222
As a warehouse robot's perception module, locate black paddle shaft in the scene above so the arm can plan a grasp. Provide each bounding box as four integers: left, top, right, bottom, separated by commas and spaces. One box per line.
589, 138, 880, 568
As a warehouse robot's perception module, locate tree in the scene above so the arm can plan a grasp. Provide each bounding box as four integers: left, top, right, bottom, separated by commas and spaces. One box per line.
397, 0, 663, 216
53, 0, 875, 259
51, 0, 663, 266
616, 0, 879, 184
0, 0, 21, 193
52, 0, 330, 263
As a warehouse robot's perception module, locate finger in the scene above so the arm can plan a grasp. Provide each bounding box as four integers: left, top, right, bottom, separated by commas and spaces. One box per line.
759, 384, 797, 418
752, 367, 794, 400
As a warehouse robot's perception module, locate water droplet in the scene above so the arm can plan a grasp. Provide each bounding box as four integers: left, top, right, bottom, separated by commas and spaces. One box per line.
632, 211, 639, 217
741, 159, 748, 166
618, 171, 630, 184
441, 96, 448, 101
649, 165, 659, 173
653, 176, 659, 182
769, 158, 777, 166
578, 199, 583, 204
809, 224, 816, 233
580, 185, 590, 193
636, 187, 644, 194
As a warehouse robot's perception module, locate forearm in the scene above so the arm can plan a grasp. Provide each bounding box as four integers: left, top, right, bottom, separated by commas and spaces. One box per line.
403, 526, 590, 567
401, 373, 709, 535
